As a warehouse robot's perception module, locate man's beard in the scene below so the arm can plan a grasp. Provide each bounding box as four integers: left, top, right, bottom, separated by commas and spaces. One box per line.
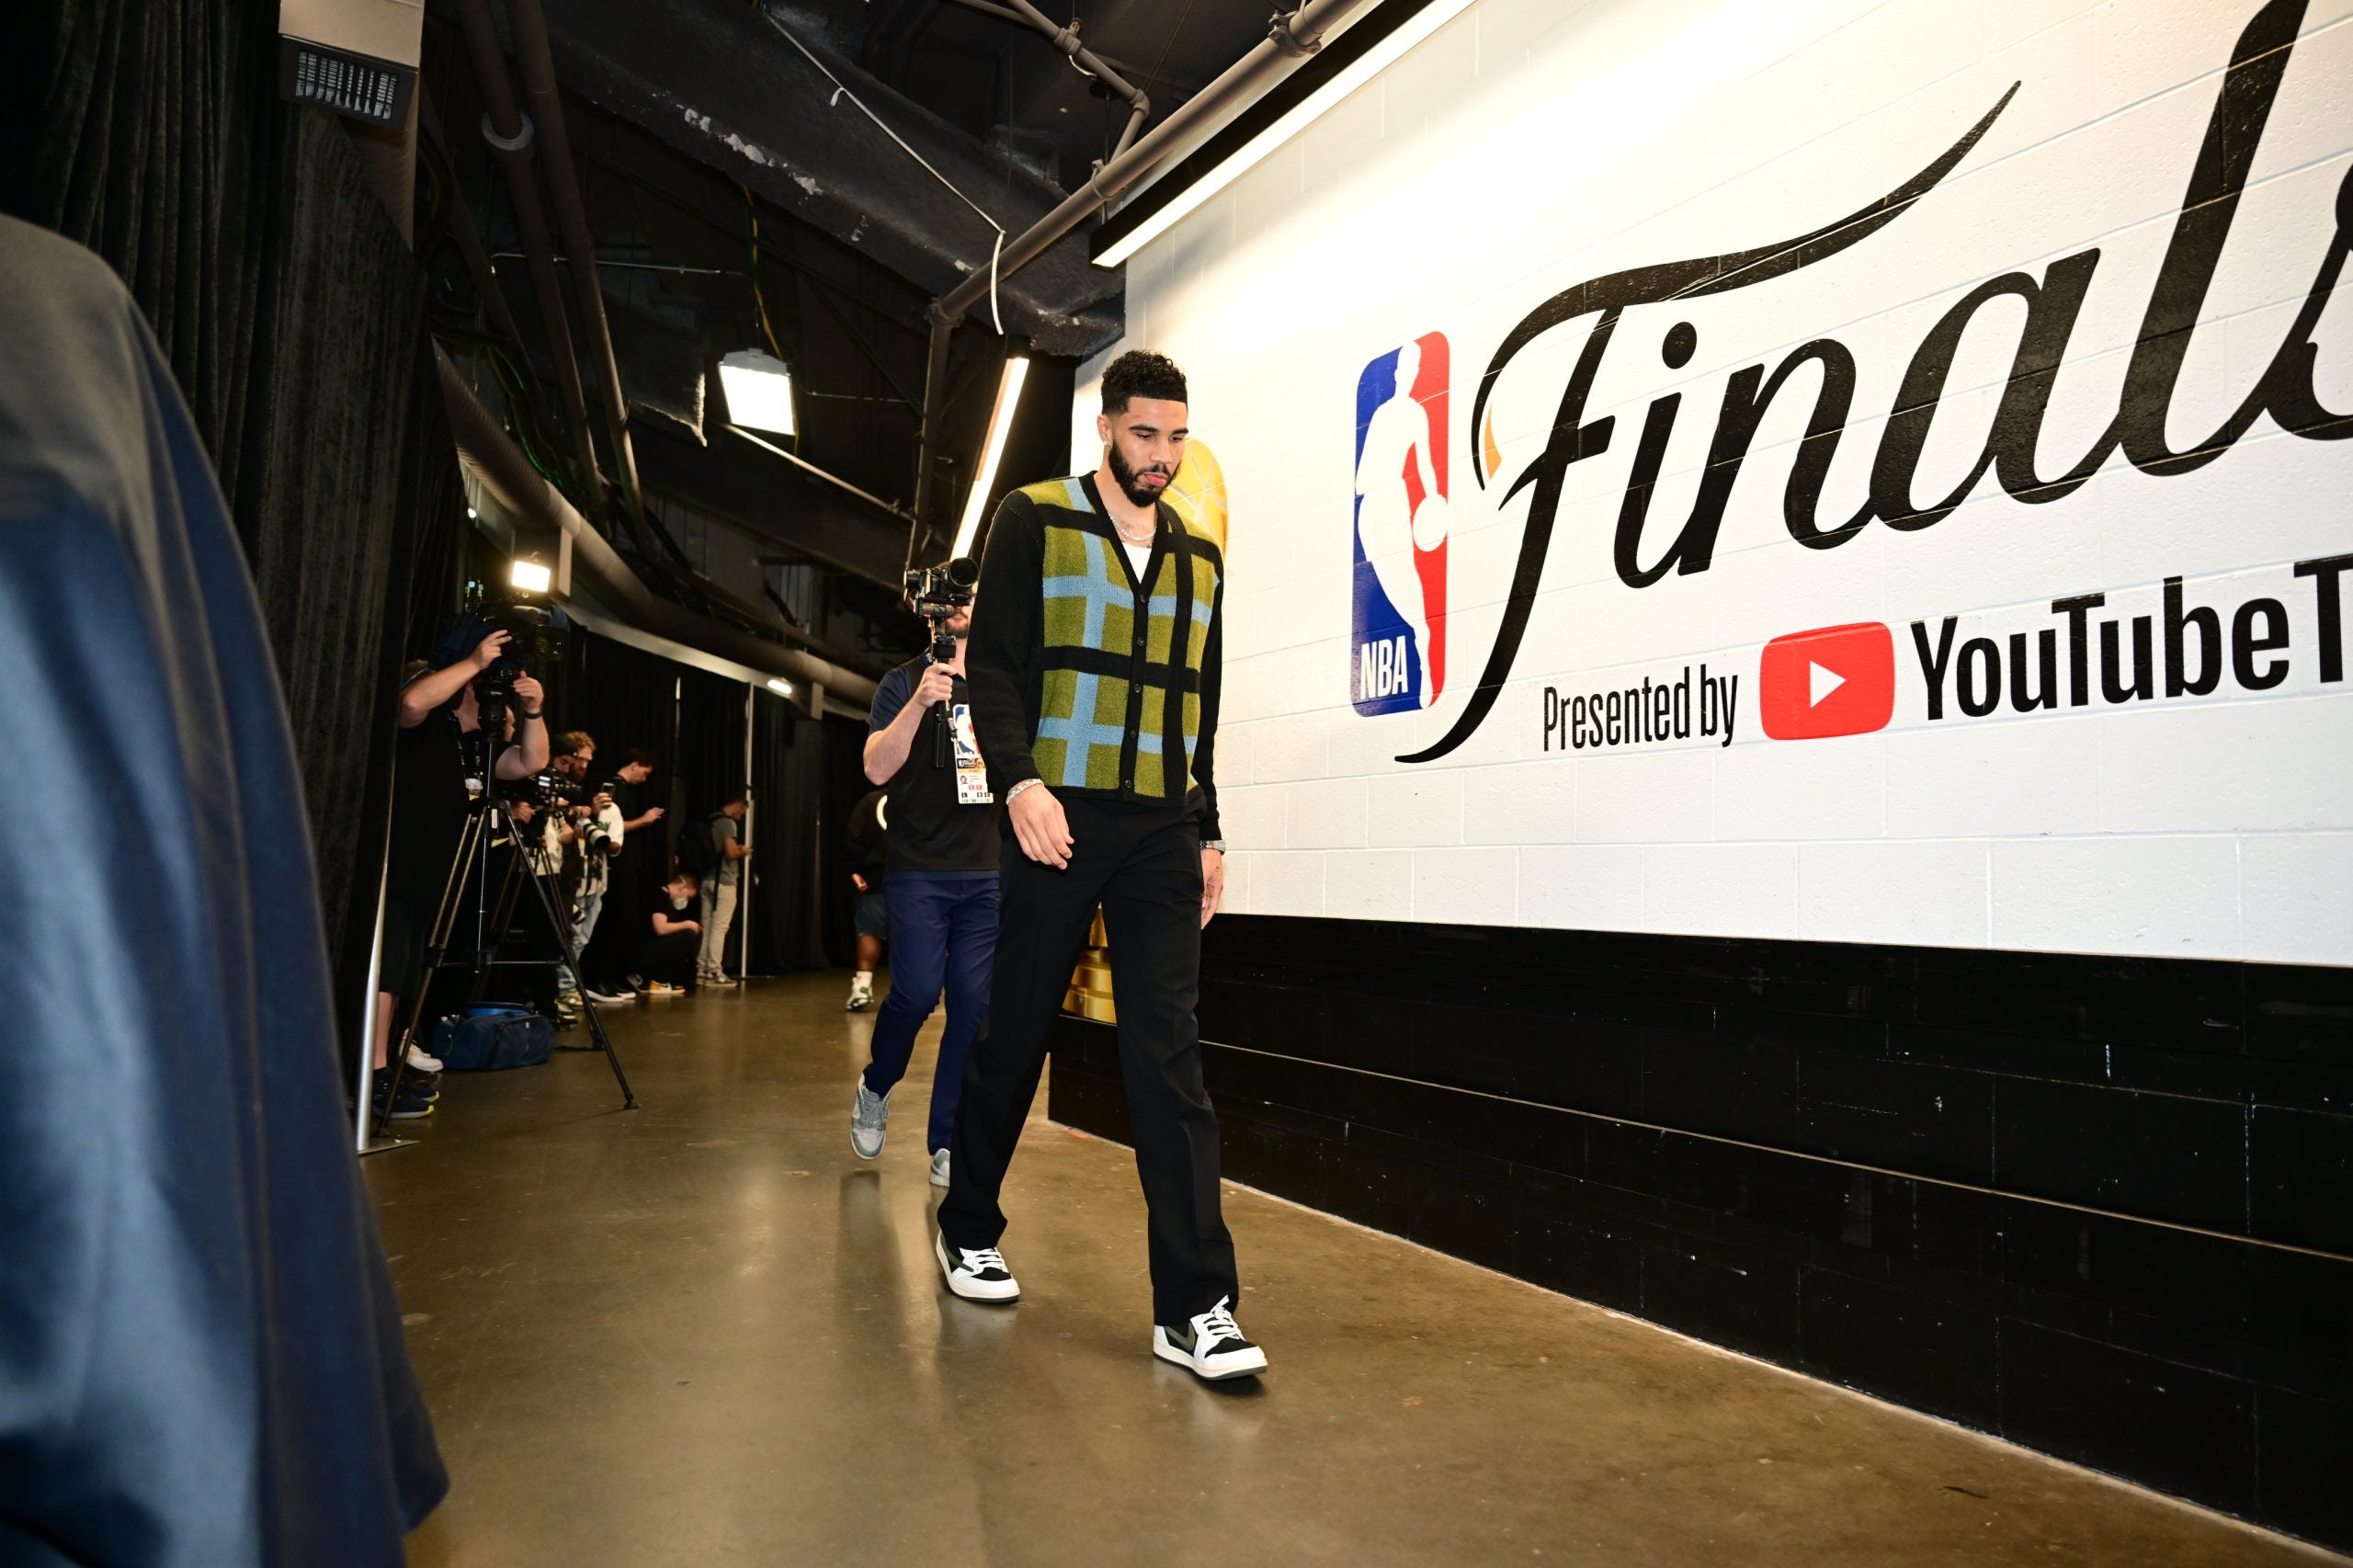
1107, 444, 1171, 508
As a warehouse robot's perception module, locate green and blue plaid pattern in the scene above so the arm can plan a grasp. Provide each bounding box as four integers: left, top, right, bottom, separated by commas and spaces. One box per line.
1022, 478, 1219, 802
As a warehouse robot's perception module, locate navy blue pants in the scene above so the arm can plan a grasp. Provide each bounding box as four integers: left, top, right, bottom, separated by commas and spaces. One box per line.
862, 874, 998, 1153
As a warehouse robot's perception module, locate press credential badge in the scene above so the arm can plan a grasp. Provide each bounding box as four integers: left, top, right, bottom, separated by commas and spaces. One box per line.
951, 703, 992, 804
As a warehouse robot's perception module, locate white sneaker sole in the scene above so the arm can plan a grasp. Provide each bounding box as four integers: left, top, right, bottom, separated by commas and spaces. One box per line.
934, 1233, 1019, 1303
1152, 1329, 1267, 1381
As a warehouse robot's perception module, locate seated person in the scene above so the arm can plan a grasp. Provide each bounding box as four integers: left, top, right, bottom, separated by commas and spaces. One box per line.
638, 869, 702, 995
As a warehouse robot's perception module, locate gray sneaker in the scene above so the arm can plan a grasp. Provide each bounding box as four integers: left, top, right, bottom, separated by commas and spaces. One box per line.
929, 1147, 951, 1188
850, 1079, 891, 1160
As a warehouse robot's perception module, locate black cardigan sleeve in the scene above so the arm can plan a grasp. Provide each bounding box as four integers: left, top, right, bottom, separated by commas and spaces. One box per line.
965, 491, 1043, 790
1189, 562, 1225, 842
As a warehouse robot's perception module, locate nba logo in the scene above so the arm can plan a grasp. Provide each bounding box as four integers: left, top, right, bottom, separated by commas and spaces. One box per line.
1351, 333, 1449, 715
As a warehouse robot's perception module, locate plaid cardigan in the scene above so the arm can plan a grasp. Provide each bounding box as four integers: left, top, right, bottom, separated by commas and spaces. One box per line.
966, 472, 1224, 839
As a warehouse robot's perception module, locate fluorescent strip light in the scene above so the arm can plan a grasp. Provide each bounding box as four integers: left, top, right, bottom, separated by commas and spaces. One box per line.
509, 558, 552, 593
767, 677, 793, 696
718, 347, 798, 437
1093, 0, 1479, 269
952, 352, 1031, 559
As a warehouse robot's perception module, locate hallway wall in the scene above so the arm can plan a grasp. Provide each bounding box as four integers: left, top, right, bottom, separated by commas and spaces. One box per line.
1051, 920, 2351, 1546
1054, 0, 2353, 1547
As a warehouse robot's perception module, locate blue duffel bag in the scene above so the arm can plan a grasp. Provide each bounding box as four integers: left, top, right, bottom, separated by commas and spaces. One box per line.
430, 1005, 553, 1072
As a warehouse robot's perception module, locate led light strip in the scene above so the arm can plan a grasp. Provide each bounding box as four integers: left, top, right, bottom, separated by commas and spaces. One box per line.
953, 353, 1031, 559
1092, 0, 1479, 269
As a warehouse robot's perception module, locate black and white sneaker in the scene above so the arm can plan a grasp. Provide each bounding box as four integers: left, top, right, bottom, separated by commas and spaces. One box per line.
1153, 1298, 1267, 1381
934, 1232, 1020, 1303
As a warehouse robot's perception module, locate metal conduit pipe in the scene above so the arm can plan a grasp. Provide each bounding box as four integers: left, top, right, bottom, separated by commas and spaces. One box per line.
437, 350, 879, 705
911, 0, 1367, 536
420, 97, 527, 348
995, 0, 1152, 164
454, 0, 602, 500
909, 313, 957, 565
503, 0, 648, 526
930, 0, 1368, 325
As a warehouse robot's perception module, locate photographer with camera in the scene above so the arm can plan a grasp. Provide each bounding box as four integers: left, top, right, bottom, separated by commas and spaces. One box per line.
847, 561, 996, 1188
374, 626, 549, 1118
551, 731, 622, 960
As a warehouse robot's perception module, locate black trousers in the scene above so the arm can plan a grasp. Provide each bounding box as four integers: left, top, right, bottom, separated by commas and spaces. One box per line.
639, 929, 699, 987
941, 796, 1238, 1324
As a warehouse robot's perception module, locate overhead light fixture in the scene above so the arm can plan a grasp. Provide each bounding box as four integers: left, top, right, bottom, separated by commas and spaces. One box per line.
718, 347, 798, 437
952, 350, 1031, 559
1092, 0, 1479, 269
508, 556, 552, 594
466, 506, 479, 519
767, 677, 793, 697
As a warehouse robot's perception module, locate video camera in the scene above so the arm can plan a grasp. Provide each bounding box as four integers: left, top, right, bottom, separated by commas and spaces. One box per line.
435, 584, 571, 739
514, 769, 584, 814
904, 557, 978, 665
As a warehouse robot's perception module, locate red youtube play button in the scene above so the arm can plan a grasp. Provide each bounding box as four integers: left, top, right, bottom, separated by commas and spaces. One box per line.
1759, 622, 1895, 740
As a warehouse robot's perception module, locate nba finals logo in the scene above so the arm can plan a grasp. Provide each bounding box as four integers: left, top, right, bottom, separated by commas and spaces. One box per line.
1351, 333, 1450, 714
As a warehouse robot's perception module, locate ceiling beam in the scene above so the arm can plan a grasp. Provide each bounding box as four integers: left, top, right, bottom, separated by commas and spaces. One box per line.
632, 417, 908, 592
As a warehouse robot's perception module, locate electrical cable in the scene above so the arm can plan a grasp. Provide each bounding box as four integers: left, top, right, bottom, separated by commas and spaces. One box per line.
742, 182, 789, 364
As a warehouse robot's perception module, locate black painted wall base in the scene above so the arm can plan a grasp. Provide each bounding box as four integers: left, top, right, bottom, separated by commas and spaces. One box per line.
1045, 915, 2353, 1550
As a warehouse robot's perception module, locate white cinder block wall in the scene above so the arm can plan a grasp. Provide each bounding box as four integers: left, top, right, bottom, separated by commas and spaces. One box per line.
1074, 0, 2353, 963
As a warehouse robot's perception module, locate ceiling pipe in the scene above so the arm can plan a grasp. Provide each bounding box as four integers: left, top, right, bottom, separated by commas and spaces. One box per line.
992, 0, 1152, 165
911, 0, 1369, 538
502, 0, 650, 531
437, 349, 879, 705
929, 0, 1365, 326
419, 97, 526, 347
909, 313, 956, 570
454, 0, 602, 502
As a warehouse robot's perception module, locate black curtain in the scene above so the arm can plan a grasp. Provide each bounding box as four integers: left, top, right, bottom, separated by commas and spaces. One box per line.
676, 668, 750, 819
1, 0, 466, 980
744, 703, 870, 974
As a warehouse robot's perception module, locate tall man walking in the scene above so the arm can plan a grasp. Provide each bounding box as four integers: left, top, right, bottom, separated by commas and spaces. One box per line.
938, 350, 1264, 1382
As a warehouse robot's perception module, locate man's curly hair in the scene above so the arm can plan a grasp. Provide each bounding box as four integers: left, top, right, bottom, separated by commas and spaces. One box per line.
1101, 349, 1188, 415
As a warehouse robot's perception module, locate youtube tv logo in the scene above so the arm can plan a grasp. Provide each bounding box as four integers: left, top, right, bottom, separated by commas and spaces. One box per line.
1759, 623, 1895, 740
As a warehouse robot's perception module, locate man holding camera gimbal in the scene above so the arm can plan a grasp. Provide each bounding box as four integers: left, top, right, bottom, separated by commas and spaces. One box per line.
847, 567, 996, 1189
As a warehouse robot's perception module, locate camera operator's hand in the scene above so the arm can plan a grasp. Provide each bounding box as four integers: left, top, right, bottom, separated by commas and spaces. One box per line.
914, 662, 956, 709
852, 873, 870, 892
470, 629, 512, 671
1008, 783, 1074, 870
510, 673, 545, 716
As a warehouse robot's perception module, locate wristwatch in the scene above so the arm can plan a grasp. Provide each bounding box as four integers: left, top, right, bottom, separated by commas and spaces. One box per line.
1200, 839, 1226, 853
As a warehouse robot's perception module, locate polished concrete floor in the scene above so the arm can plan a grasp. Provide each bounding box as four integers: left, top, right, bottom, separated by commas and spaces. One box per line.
372, 975, 2340, 1568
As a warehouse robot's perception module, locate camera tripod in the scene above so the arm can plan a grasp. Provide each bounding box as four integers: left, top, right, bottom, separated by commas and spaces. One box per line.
376, 787, 635, 1134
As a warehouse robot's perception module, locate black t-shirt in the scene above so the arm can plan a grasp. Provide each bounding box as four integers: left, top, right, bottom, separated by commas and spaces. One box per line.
644, 882, 697, 940
387, 713, 485, 902
867, 659, 998, 877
